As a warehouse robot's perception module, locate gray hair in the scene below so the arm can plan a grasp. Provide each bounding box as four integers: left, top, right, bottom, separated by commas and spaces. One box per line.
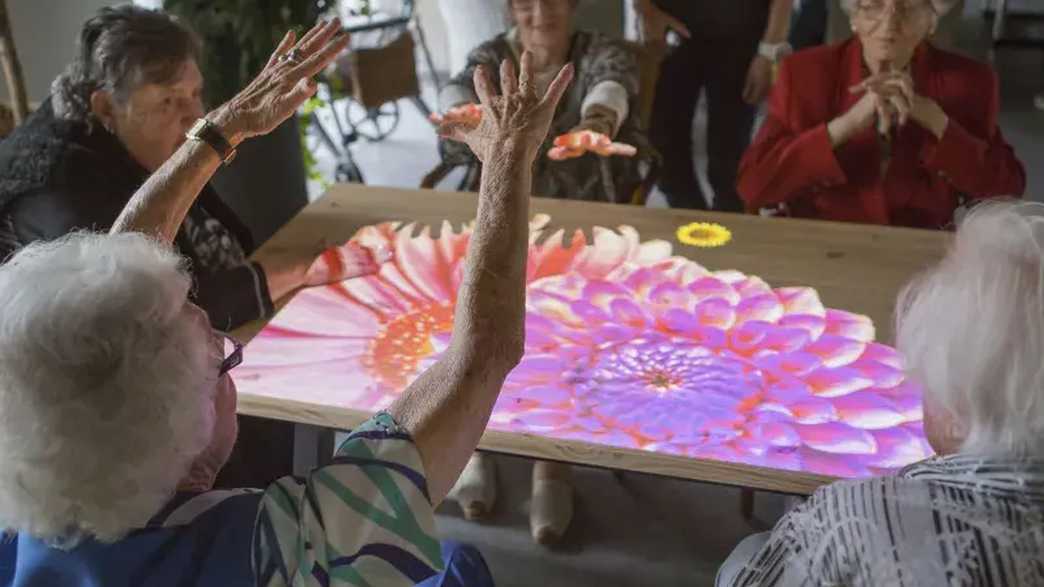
51, 5, 201, 124
0, 233, 214, 546
897, 201, 1044, 457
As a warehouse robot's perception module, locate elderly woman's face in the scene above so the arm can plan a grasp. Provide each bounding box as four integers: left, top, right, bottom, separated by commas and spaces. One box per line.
512, 0, 577, 48
107, 59, 206, 172
184, 303, 239, 478
851, 0, 935, 67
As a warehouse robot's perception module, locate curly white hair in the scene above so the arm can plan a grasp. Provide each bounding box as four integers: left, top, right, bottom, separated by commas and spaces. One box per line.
0, 232, 214, 546
897, 201, 1044, 457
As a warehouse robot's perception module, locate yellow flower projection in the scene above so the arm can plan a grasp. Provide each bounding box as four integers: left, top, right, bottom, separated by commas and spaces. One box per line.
676, 222, 733, 248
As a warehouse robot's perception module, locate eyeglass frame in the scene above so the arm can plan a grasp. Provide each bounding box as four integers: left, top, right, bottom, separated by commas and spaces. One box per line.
854, 0, 936, 21
214, 331, 244, 376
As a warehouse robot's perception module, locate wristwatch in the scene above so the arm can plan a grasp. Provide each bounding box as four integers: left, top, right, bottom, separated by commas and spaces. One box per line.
758, 41, 793, 63
186, 118, 237, 165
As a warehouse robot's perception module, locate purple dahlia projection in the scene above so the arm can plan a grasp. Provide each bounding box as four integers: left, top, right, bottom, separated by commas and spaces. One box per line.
235, 217, 932, 479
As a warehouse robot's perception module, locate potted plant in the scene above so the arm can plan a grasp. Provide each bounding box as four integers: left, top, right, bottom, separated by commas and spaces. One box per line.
164, 0, 326, 246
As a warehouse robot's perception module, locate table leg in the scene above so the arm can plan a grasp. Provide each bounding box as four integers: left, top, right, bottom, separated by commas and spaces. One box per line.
741, 488, 756, 523
293, 423, 336, 477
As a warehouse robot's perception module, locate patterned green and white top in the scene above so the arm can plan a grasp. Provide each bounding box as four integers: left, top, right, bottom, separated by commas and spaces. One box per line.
252, 413, 445, 586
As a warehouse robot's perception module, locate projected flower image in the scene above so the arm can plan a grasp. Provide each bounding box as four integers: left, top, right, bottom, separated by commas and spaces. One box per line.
235, 218, 932, 479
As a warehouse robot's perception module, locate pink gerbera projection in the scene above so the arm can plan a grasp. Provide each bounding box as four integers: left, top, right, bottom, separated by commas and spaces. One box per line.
236, 217, 932, 479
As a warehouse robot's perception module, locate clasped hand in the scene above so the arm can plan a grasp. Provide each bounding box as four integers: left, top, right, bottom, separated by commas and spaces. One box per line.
847, 69, 948, 139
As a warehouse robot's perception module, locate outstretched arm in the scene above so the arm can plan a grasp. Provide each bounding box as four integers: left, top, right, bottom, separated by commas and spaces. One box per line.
111, 20, 349, 243
393, 53, 574, 505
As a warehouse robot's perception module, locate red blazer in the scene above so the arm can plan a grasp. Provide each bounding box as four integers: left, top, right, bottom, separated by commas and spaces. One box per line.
737, 39, 1026, 228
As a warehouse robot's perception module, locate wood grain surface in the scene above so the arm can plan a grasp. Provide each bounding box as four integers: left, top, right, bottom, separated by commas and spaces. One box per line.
233, 184, 951, 494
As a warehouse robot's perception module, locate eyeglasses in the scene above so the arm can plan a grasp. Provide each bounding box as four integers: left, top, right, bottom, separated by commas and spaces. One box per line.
214, 331, 244, 376
856, 0, 934, 21
512, 0, 572, 13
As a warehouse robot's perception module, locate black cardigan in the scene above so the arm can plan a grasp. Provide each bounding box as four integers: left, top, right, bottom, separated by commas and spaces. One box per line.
0, 100, 274, 330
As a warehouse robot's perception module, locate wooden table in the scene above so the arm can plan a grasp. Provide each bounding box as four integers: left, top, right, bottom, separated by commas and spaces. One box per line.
233, 184, 950, 495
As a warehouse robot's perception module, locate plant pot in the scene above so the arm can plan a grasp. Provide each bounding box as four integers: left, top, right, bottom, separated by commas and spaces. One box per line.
209, 117, 308, 247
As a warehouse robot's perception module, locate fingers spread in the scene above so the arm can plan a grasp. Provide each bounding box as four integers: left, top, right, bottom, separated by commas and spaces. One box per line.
297, 20, 330, 49
267, 30, 297, 68
436, 120, 471, 143
500, 58, 518, 97
519, 51, 535, 95
474, 65, 497, 106
287, 32, 349, 80
605, 142, 638, 157
540, 62, 574, 111
548, 146, 583, 160
299, 19, 341, 55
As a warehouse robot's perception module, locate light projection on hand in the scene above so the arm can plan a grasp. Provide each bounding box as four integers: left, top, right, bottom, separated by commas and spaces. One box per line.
235, 216, 931, 479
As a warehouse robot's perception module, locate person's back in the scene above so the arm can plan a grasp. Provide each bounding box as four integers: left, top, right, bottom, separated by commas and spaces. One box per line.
724, 454, 1044, 585
2, 491, 259, 587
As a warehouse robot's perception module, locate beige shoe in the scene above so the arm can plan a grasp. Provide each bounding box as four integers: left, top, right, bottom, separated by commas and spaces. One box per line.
529, 461, 574, 545
449, 453, 497, 521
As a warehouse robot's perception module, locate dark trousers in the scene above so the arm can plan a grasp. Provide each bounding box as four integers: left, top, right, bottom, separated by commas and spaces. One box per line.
650, 37, 760, 212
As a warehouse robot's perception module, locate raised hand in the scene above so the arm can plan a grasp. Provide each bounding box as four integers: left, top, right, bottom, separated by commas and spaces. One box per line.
435, 51, 575, 163
212, 19, 351, 144
548, 130, 638, 161
430, 103, 482, 128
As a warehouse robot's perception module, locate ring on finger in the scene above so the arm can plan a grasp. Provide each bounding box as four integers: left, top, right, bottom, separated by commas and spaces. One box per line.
281, 48, 304, 65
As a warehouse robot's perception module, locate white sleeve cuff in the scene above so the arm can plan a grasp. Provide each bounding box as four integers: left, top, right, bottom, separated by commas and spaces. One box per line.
581, 80, 630, 135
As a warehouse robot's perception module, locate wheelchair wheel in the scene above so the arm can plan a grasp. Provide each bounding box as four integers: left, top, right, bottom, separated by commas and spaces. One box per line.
347, 100, 401, 142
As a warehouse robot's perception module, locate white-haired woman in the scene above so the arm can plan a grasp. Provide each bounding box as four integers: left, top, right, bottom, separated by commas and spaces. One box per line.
738, 0, 1026, 228
717, 200, 1044, 585
0, 14, 575, 585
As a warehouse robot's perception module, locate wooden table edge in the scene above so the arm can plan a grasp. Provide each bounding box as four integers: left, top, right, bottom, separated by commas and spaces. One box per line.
239, 392, 837, 496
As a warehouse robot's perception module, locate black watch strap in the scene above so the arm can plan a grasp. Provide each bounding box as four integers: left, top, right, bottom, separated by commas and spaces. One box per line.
186, 118, 237, 165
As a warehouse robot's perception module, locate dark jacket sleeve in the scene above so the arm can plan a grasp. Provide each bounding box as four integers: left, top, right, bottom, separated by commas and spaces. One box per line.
191, 261, 275, 331
8, 185, 127, 244
11, 185, 273, 331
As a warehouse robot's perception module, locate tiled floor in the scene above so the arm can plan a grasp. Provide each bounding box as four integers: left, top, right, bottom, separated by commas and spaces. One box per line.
308, 10, 1043, 586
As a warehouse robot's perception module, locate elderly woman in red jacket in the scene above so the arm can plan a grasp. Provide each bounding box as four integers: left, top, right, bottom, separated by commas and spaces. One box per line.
737, 0, 1026, 229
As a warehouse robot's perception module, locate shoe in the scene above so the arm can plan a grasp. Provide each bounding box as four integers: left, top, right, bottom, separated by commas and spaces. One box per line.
449, 453, 497, 521
529, 461, 574, 545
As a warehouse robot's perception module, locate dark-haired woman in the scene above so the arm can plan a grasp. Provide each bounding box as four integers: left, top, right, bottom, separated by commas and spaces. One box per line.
0, 5, 381, 331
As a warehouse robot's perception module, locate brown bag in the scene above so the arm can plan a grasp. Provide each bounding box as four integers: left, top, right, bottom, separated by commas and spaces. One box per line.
335, 32, 421, 110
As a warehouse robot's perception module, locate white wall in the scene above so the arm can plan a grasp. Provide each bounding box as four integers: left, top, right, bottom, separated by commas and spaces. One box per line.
2, 0, 120, 104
